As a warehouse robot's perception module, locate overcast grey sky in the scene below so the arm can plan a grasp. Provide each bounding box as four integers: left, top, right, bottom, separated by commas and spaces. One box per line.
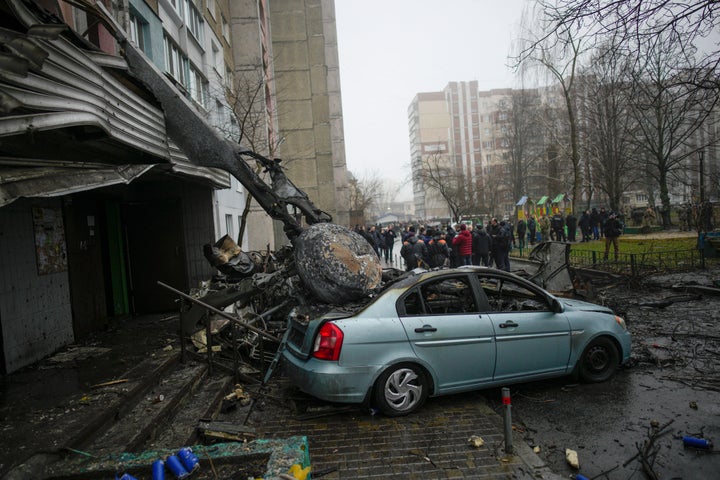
335, 0, 529, 200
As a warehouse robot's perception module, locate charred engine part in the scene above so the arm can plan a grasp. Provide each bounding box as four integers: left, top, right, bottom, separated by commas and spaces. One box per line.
203, 235, 278, 280
294, 223, 383, 304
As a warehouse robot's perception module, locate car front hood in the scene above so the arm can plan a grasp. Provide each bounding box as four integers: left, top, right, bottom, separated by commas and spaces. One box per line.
559, 298, 614, 314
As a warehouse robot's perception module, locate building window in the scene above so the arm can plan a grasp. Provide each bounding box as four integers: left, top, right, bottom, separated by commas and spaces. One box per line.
169, 0, 204, 40
221, 15, 230, 42
128, 13, 146, 52
184, 0, 204, 40
188, 63, 208, 107
164, 34, 207, 106
169, 0, 184, 17
211, 42, 220, 73
225, 214, 234, 238
207, 0, 216, 19
164, 34, 188, 86
225, 64, 234, 88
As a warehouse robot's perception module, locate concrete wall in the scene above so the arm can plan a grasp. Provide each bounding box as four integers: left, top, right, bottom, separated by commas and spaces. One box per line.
270, 0, 349, 227
0, 198, 74, 373
177, 184, 217, 289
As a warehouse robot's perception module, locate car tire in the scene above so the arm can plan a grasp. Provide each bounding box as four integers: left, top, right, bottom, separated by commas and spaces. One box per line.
578, 337, 619, 382
373, 363, 428, 416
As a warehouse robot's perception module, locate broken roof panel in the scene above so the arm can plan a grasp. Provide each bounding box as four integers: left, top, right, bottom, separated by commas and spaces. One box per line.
0, 1, 230, 205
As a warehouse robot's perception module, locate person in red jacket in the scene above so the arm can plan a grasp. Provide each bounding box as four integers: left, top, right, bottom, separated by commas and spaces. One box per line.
452, 223, 473, 266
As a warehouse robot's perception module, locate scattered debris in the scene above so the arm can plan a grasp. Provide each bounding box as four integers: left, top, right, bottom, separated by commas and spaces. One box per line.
197, 420, 257, 443
221, 385, 251, 412
565, 448, 579, 469
468, 435, 485, 448
533, 445, 541, 454
672, 284, 720, 296
682, 435, 713, 450
622, 419, 674, 479
286, 462, 311, 480
90, 378, 129, 389
46, 346, 111, 364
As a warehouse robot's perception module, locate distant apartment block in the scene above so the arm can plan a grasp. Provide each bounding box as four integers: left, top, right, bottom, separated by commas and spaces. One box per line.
408, 91, 452, 220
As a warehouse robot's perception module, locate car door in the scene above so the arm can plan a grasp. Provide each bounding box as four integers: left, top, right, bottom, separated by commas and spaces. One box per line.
476, 273, 572, 381
398, 273, 496, 393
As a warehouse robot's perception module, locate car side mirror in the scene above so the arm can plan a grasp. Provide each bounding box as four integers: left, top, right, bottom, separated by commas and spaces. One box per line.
551, 298, 564, 313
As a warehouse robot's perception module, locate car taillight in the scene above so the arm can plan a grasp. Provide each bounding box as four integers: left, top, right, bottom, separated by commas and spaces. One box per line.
312, 322, 344, 361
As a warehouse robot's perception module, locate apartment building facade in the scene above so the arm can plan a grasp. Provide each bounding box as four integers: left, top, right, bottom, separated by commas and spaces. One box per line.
0, 0, 350, 373
408, 91, 452, 220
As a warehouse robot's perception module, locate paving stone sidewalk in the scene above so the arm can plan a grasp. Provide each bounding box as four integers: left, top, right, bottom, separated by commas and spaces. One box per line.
231, 381, 563, 479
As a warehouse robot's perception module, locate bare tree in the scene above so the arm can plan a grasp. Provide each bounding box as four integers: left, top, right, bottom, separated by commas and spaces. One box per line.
527, 1, 720, 94
628, 31, 719, 227
514, 14, 588, 214
499, 89, 546, 215
415, 152, 481, 223
579, 44, 642, 212
218, 67, 280, 245
347, 170, 383, 226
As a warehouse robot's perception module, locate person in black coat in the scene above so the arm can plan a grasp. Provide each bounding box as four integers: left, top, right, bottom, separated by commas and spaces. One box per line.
515, 219, 527, 251
527, 215, 537, 245
383, 225, 397, 263
565, 213, 577, 242
590, 208, 601, 240
603, 213, 622, 260
400, 227, 428, 271
551, 212, 566, 242
472, 225, 492, 266
578, 210, 591, 242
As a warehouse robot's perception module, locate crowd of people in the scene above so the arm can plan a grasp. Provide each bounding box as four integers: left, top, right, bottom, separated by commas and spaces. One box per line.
353, 201, 720, 272
353, 206, 631, 272
352, 221, 507, 271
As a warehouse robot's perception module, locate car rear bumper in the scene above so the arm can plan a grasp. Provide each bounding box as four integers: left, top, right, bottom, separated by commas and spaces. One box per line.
282, 351, 377, 404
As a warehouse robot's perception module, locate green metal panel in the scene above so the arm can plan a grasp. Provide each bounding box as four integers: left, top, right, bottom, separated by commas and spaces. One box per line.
105, 202, 129, 315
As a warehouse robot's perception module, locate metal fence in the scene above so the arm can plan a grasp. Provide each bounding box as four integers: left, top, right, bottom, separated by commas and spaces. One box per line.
568, 248, 711, 276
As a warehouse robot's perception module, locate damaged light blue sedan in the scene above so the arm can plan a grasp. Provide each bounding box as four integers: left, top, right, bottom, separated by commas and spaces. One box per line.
282, 267, 631, 416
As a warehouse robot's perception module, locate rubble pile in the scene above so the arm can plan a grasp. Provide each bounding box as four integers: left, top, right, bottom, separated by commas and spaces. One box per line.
176, 231, 402, 385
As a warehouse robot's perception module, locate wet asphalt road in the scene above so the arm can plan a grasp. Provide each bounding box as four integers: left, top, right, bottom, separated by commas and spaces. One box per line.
486, 268, 720, 479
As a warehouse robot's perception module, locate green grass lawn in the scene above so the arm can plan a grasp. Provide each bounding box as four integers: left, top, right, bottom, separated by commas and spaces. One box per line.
570, 235, 697, 254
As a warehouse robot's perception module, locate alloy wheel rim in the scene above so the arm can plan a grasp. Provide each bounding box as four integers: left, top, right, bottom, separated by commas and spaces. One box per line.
384, 368, 422, 412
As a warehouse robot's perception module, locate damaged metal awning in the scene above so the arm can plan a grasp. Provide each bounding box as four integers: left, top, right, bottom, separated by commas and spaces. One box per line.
0, 2, 230, 205
0, 162, 155, 206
